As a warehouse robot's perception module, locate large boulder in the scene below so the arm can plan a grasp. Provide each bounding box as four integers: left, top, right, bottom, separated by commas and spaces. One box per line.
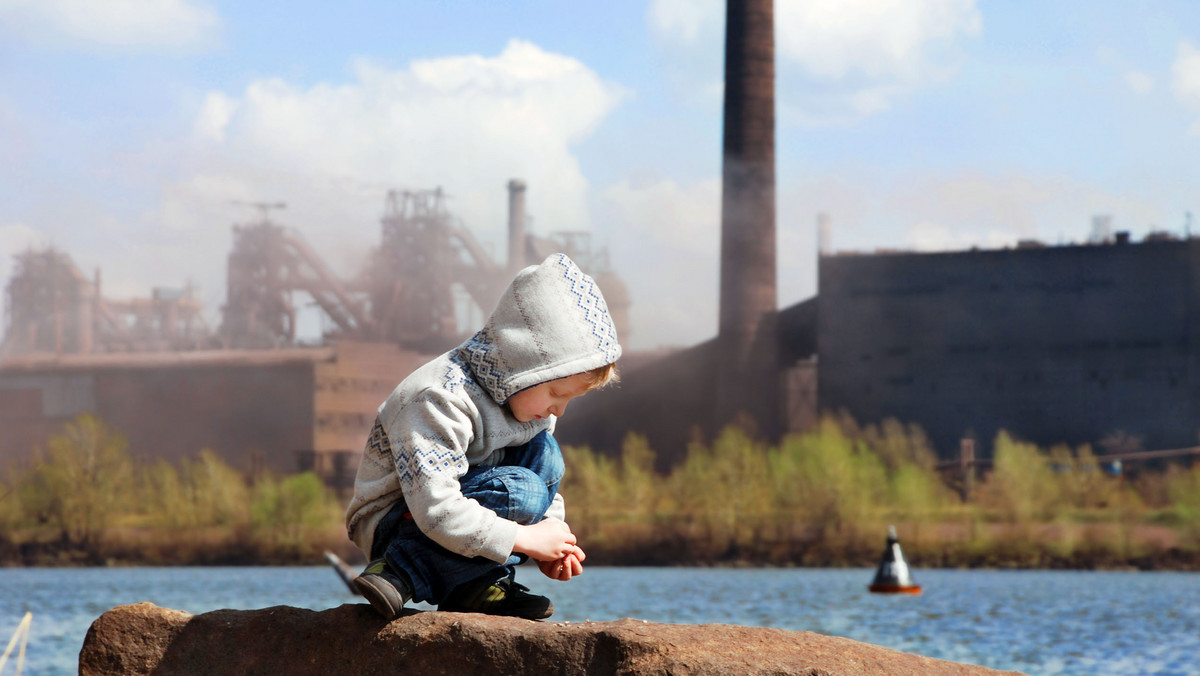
80, 602, 1024, 675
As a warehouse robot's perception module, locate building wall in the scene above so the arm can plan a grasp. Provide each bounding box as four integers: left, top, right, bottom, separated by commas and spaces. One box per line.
817, 239, 1200, 457
93, 363, 316, 474
0, 342, 434, 482
309, 341, 431, 487
556, 340, 722, 469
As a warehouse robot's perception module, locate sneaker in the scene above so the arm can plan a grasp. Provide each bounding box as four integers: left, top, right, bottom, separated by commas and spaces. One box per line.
353, 558, 412, 620
439, 574, 554, 620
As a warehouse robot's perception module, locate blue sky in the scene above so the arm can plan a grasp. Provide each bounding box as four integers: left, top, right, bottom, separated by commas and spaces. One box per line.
2, 0, 1199, 350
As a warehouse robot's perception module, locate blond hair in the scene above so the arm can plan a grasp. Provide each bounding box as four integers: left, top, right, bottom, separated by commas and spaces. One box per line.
582, 362, 619, 392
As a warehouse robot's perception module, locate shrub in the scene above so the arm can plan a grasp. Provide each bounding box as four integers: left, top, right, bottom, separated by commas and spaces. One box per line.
19, 413, 133, 545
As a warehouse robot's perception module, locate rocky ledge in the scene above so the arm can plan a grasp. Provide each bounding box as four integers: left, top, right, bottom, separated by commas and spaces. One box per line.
80, 602, 1025, 675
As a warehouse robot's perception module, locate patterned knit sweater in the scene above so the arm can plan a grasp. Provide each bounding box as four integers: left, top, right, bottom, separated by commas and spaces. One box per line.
345, 253, 622, 563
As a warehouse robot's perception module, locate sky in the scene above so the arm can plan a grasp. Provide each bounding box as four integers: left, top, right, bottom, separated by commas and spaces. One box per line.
2, 0, 1199, 351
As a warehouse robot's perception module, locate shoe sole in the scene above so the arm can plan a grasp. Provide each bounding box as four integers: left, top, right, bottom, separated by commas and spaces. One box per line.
354, 575, 403, 619
438, 601, 554, 620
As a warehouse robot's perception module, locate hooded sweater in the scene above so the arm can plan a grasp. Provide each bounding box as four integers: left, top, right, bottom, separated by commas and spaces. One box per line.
345, 253, 622, 563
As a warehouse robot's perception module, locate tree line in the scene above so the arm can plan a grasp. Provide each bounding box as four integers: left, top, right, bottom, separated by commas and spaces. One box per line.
1, 412, 1198, 567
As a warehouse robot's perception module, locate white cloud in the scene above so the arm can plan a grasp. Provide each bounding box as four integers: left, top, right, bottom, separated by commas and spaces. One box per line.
0, 0, 220, 49
93, 39, 626, 338
193, 92, 239, 143
648, 0, 982, 124
648, 0, 722, 46
777, 0, 981, 80
778, 0, 981, 123
1171, 40, 1200, 134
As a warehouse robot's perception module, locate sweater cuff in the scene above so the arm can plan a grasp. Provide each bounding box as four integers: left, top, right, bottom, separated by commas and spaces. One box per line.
480, 516, 520, 563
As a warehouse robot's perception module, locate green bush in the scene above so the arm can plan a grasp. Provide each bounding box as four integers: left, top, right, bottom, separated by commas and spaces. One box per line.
251, 472, 335, 544
19, 413, 133, 545
981, 431, 1058, 523
1165, 464, 1200, 544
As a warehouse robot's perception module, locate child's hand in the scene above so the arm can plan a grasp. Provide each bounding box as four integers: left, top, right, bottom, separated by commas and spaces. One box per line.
512, 519, 578, 562
538, 546, 586, 581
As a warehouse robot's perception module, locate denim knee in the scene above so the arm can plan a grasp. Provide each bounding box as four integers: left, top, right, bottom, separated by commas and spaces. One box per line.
517, 430, 565, 490
491, 466, 554, 525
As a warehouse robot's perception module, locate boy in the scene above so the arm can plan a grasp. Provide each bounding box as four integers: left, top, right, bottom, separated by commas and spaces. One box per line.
346, 253, 621, 620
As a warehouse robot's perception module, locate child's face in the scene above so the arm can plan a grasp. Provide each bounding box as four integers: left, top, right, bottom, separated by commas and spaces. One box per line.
507, 372, 593, 423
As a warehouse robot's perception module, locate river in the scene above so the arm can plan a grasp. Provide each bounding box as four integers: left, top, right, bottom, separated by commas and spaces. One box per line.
2, 566, 1197, 675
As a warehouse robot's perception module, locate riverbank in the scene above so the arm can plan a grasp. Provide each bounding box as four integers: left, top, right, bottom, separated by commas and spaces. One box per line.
4, 415, 1198, 570
3, 522, 1198, 570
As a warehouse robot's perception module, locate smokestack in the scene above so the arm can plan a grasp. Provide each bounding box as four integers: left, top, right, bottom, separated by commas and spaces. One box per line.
507, 179, 527, 274
717, 0, 777, 434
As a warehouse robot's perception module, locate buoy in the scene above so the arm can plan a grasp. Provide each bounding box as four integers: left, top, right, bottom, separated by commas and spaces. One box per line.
868, 526, 922, 594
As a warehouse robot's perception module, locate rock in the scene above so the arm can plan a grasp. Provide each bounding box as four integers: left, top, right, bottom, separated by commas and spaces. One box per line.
80, 602, 1025, 675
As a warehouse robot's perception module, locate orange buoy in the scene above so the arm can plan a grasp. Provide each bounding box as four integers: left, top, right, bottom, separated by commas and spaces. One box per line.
868, 526, 922, 594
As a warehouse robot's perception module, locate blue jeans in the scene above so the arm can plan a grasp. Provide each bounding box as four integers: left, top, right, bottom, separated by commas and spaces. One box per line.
370, 430, 564, 605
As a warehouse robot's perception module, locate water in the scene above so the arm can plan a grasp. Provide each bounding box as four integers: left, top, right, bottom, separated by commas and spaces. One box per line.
2, 566, 1197, 675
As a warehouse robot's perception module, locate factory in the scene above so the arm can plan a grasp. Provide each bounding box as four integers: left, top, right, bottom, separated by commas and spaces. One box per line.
0, 182, 630, 485
3, 0, 1193, 482
814, 230, 1200, 459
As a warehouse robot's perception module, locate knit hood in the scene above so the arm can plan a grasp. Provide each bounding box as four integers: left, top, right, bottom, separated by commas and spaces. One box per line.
459, 253, 622, 404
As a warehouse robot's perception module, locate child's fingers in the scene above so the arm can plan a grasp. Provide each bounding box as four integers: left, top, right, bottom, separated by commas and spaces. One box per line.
566, 554, 583, 577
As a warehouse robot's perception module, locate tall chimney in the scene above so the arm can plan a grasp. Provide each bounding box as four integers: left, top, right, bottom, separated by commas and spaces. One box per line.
717, 0, 778, 434
507, 179, 527, 274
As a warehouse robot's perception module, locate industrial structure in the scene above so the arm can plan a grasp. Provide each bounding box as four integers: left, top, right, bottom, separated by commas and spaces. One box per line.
0, 182, 630, 481
217, 186, 628, 353
3, 248, 210, 355
3, 0, 1194, 485
558, 0, 788, 466
816, 231, 1200, 458
555, 0, 1198, 467
716, 0, 779, 437
563, 222, 1200, 466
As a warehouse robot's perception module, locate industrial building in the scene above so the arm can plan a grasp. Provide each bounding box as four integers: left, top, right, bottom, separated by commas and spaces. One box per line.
815, 233, 1200, 458
0, 183, 629, 483
0, 342, 428, 486
562, 228, 1200, 465
4, 0, 1192, 481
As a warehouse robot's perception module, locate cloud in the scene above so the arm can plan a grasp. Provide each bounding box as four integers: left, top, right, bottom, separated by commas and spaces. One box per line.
648, 0, 982, 123
1171, 40, 1200, 134
647, 0, 723, 47
777, 0, 981, 81
92, 39, 626, 337
0, 0, 220, 49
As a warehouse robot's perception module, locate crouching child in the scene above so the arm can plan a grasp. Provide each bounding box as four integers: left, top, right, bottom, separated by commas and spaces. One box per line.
345, 253, 621, 620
